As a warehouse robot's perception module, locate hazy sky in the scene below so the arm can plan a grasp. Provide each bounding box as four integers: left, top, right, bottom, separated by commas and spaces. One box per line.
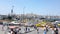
0, 0, 60, 16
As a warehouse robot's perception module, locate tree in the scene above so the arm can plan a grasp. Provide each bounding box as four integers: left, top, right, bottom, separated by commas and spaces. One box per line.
8, 16, 12, 20
2, 17, 5, 20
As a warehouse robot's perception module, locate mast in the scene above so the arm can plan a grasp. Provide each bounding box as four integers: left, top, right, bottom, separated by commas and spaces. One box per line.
23, 7, 25, 22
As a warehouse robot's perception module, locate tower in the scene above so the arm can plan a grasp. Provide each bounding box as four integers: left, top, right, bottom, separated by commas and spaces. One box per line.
11, 6, 14, 14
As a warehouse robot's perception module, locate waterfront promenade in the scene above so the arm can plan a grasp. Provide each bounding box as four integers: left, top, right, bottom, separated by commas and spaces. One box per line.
0, 25, 60, 34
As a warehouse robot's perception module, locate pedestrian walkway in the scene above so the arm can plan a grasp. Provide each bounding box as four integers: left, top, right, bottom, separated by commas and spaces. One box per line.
0, 25, 8, 34
26, 28, 52, 34
0, 25, 60, 34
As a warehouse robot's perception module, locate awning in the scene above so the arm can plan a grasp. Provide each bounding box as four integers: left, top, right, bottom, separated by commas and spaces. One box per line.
8, 26, 18, 29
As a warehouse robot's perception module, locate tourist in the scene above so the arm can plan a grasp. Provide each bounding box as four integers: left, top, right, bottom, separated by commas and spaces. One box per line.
34, 25, 37, 29
25, 27, 28, 32
11, 31, 13, 34
52, 28, 55, 34
8, 31, 11, 34
28, 27, 30, 32
44, 29, 47, 34
37, 28, 39, 34
54, 28, 58, 34
58, 28, 60, 34
46, 25, 49, 32
2, 24, 5, 31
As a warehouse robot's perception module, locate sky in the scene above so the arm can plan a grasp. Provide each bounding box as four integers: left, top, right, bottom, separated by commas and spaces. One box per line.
0, 0, 60, 16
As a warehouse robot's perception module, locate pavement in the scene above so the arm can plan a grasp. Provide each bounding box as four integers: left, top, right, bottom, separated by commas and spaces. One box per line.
26, 27, 52, 34
0, 25, 6, 34
0, 25, 60, 34
19, 27, 53, 34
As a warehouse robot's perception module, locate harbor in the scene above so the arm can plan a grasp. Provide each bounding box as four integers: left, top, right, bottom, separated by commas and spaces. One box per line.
0, 0, 60, 34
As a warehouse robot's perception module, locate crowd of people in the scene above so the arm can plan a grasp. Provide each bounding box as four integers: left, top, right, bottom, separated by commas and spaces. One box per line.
8, 28, 21, 34
7, 26, 31, 34
36, 25, 59, 34
2, 24, 60, 34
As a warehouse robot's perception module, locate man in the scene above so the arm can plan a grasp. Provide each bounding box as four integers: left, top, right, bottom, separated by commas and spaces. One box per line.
37, 28, 39, 34
55, 28, 58, 34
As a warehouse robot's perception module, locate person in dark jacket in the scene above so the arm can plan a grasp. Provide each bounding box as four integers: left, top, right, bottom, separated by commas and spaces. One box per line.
54, 28, 58, 34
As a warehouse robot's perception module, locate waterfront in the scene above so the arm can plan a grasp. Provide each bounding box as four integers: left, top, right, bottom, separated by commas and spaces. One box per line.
0, 24, 60, 34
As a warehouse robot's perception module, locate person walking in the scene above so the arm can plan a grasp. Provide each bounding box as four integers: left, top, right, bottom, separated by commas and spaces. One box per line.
44, 29, 47, 34
52, 28, 55, 34
37, 29, 39, 34
58, 28, 60, 34
28, 27, 30, 32
8, 31, 11, 34
25, 26, 28, 33
54, 28, 58, 34
34, 25, 37, 29
46, 25, 49, 32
